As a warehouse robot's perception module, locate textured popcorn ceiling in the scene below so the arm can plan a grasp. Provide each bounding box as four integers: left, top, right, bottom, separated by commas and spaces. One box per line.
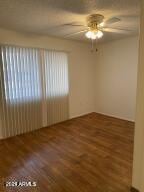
0, 0, 140, 43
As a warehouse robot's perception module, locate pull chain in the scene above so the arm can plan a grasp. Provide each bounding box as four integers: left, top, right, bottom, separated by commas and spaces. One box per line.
91, 39, 98, 53
95, 38, 98, 52
91, 39, 94, 52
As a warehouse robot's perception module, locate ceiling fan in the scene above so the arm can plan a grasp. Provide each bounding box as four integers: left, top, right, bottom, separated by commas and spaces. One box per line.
61, 14, 132, 51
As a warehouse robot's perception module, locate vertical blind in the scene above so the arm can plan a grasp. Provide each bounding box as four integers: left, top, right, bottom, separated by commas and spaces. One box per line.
43, 50, 69, 126
0, 45, 69, 138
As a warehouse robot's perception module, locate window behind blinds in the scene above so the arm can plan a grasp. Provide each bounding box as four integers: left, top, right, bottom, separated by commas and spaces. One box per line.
0, 45, 69, 138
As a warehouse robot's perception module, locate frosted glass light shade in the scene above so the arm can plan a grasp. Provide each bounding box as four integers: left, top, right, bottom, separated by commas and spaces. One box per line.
85, 30, 103, 39
97, 30, 103, 38
85, 31, 93, 38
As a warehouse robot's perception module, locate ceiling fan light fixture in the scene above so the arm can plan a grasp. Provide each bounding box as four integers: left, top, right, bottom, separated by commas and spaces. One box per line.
85, 30, 103, 39
85, 31, 97, 39
85, 31, 93, 39
91, 32, 97, 39
97, 30, 103, 38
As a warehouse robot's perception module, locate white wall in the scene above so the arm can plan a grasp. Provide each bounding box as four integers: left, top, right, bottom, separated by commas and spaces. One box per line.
94, 37, 138, 121
0, 28, 96, 122
132, 1, 144, 191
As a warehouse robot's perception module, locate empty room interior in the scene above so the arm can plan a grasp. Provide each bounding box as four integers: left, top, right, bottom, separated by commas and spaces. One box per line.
0, 0, 144, 192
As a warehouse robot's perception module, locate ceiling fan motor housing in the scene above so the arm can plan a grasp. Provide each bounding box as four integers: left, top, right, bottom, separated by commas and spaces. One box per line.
87, 14, 104, 30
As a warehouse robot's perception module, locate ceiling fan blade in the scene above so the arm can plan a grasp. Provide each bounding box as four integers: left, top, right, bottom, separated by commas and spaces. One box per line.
103, 27, 133, 34
105, 17, 121, 25
65, 29, 88, 37
63, 23, 86, 27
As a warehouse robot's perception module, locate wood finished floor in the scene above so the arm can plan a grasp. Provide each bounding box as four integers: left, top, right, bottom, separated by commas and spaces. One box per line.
0, 113, 134, 192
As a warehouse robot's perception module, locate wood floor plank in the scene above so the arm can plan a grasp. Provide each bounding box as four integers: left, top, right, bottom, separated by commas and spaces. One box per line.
0, 113, 134, 192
